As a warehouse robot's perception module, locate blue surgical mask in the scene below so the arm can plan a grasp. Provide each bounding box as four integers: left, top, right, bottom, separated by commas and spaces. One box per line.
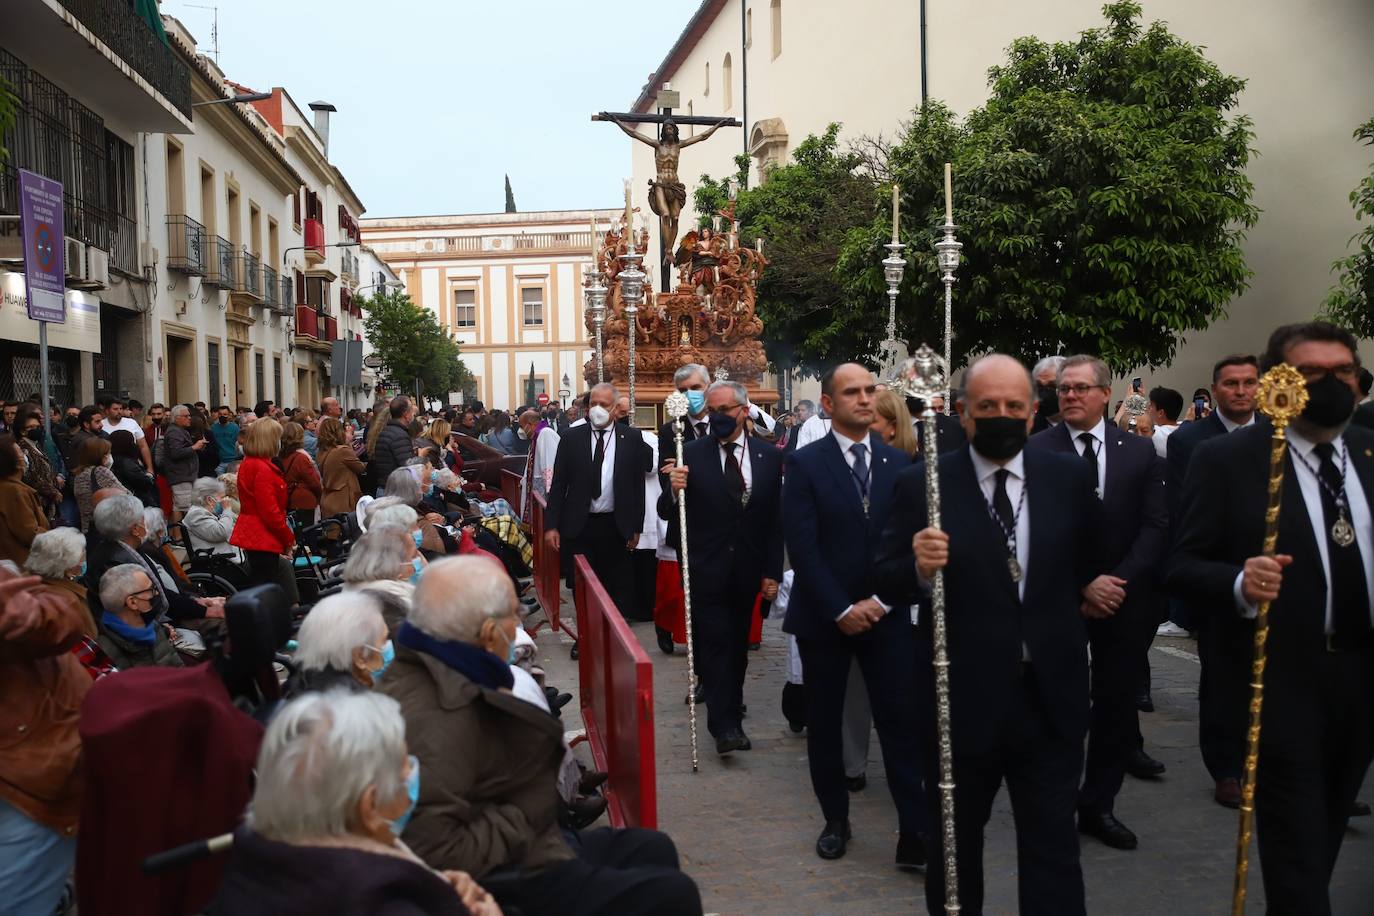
367, 639, 395, 680
709, 411, 740, 440
498, 625, 517, 666
390, 755, 420, 836
430, 470, 439, 484
212, 501, 224, 517
409, 557, 424, 584
78, 561, 87, 578
411, 529, 424, 549
685, 389, 706, 415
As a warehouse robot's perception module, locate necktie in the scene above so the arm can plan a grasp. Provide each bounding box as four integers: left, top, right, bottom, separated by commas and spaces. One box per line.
993, 468, 1015, 534
723, 442, 745, 504
591, 429, 606, 499
1079, 432, 1100, 496
695, 421, 707, 439
850, 443, 869, 501
1313, 443, 1370, 639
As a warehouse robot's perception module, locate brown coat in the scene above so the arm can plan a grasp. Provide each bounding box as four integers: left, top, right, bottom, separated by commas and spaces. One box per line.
0, 571, 91, 833
379, 645, 573, 879
0, 472, 49, 566
282, 450, 323, 511
319, 445, 364, 517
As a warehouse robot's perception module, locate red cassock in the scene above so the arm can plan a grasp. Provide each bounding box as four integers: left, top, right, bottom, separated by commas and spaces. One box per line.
654, 558, 762, 644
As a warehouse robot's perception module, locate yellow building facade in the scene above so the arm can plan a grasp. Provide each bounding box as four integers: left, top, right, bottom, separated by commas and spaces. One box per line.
360, 209, 619, 410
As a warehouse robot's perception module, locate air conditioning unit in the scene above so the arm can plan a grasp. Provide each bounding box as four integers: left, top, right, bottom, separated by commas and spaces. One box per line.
64, 237, 87, 281
81, 246, 111, 289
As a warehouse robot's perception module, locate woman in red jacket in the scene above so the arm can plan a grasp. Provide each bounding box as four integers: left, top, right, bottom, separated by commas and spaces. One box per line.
279, 422, 322, 530
229, 419, 298, 603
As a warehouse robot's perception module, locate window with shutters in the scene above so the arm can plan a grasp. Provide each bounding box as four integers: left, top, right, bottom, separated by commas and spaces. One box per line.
273, 356, 282, 404
292, 190, 301, 228
255, 353, 265, 405
521, 287, 544, 326
771, 0, 782, 59
453, 288, 476, 328
306, 276, 331, 314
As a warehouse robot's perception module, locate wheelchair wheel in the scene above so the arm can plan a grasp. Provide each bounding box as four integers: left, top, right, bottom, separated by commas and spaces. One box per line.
189, 570, 241, 598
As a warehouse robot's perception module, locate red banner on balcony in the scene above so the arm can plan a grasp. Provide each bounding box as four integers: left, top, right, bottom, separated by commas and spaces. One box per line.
294, 304, 318, 338
304, 218, 325, 257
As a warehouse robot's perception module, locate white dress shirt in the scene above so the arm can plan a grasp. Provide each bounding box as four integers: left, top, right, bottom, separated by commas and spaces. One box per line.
831, 428, 891, 622
794, 413, 833, 450
1151, 423, 1178, 460
587, 423, 617, 514
1232, 429, 1374, 632
1216, 411, 1256, 433
1069, 417, 1107, 498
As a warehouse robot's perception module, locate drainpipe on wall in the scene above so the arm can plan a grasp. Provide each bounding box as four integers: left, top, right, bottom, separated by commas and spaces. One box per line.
919, 0, 928, 106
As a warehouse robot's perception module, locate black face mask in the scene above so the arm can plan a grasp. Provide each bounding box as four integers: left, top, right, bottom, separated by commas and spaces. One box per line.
971, 416, 1028, 461
64, 416, 80, 428
1037, 385, 1059, 418
1301, 372, 1356, 428
24, 427, 44, 443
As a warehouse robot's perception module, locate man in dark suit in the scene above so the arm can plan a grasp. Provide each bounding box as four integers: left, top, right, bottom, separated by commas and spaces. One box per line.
654, 363, 711, 654
876, 354, 1101, 916
663, 380, 784, 755
1170, 322, 1374, 915
1027, 355, 1168, 850
783, 363, 927, 867
1030, 355, 1066, 434
544, 382, 650, 620
1165, 353, 1263, 809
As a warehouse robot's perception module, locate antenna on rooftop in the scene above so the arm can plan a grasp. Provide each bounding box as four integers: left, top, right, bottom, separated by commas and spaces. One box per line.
184, 3, 220, 64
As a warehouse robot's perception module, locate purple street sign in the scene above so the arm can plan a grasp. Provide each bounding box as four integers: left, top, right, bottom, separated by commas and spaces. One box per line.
18, 168, 66, 324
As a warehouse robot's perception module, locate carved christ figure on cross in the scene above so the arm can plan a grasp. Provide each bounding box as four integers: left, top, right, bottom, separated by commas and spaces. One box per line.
602, 113, 731, 270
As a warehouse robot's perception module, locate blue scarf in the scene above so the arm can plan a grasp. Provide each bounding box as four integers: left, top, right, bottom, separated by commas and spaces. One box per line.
101, 611, 158, 646
395, 621, 514, 690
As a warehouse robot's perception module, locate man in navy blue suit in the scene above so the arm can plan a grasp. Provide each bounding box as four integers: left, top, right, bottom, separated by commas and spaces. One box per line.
1027, 355, 1169, 851
782, 363, 928, 868
662, 380, 784, 755
876, 354, 1102, 916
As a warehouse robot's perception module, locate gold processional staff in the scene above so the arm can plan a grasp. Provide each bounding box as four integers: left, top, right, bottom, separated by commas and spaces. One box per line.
1232, 363, 1308, 915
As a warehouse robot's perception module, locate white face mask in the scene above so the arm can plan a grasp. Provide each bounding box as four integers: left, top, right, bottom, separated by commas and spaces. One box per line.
588, 405, 611, 429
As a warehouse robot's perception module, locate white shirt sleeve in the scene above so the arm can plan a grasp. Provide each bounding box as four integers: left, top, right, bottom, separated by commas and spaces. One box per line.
1233, 571, 1259, 619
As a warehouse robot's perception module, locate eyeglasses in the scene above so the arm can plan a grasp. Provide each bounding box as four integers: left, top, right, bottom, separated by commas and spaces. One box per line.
1294, 364, 1359, 383
706, 405, 742, 416
1056, 383, 1108, 397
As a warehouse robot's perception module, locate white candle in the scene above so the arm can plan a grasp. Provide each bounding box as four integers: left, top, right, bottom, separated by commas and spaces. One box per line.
590, 216, 597, 260
891, 183, 900, 244
944, 163, 953, 225
624, 180, 632, 238
757, 235, 764, 257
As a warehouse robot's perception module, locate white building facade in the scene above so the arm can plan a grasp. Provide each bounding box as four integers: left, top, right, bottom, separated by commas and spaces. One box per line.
627, 0, 1374, 400
360, 209, 619, 411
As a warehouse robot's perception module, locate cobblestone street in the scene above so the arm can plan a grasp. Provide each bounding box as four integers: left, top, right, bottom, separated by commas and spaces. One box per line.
535, 606, 1374, 915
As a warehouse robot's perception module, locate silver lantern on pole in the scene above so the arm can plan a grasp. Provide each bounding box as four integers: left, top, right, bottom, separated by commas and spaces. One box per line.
584, 265, 608, 384
881, 240, 908, 367
933, 220, 962, 414
618, 243, 646, 414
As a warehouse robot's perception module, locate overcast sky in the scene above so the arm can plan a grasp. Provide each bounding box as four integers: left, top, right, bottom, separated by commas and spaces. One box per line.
164, 0, 702, 217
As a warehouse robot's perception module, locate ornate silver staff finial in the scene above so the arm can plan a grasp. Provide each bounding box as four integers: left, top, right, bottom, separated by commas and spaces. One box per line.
664, 390, 689, 420
713, 365, 730, 382
890, 344, 948, 404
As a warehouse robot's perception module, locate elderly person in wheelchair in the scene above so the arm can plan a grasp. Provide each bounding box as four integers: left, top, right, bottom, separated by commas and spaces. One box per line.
206, 690, 500, 916
286, 592, 391, 696
182, 477, 240, 559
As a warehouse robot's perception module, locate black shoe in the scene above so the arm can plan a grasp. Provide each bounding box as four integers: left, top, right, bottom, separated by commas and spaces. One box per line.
895, 832, 927, 870
567, 793, 607, 829
1135, 692, 1154, 713
578, 769, 609, 794
1353, 800, 1372, 817
845, 774, 867, 793
1078, 810, 1138, 850
816, 819, 851, 859
1125, 748, 1166, 779
551, 692, 573, 712
656, 626, 675, 655
737, 730, 752, 751
716, 731, 746, 755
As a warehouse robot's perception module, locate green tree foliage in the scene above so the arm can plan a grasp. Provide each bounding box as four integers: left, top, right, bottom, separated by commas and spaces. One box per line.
504, 174, 517, 213
1321, 117, 1374, 336
360, 289, 472, 399
706, 2, 1259, 376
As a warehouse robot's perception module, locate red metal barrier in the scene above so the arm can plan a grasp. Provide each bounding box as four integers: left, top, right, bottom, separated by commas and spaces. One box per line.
574, 556, 657, 830
500, 468, 523, 514
531, 494, 573, 640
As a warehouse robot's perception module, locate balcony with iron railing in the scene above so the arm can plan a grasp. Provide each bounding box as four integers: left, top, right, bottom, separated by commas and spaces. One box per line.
339, 248, 358, 283
262, 264, 280, 311
166, 214, 205, 275
204, 235, 235, 288
278, 274, 294, 315
58, 0, 193, 119
231, 250, 262, 304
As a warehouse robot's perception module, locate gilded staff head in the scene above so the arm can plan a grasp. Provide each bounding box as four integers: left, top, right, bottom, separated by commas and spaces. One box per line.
1256, 363, 1309, 427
